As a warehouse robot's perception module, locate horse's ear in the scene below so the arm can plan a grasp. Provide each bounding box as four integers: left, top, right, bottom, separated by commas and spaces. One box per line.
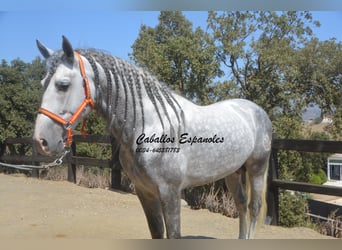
36, 40, 53, 59
62, 35, 74, 64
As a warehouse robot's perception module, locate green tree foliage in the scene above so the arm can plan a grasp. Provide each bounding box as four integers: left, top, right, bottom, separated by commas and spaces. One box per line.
297, 38, 342, 139
74, 111, 111, 160
131, 11, 221, 104
279, 191, 311, 227
301, 132, 329, 185
0, 58, 44, 143
208, 12, 320, 119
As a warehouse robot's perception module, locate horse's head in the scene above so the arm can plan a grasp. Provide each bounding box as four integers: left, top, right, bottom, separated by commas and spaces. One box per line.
33, 36, 95, 155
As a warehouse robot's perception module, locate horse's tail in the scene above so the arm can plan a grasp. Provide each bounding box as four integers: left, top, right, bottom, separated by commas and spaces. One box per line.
259, 161, 269, 225
246, 155, 269, 227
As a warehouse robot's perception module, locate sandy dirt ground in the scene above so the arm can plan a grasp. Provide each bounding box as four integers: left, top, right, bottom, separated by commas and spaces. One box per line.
0, 173, 334, 239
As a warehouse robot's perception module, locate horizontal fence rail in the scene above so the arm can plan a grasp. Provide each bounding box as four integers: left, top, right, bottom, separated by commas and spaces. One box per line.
272, 138, 342, 153
272, 179, 342, 197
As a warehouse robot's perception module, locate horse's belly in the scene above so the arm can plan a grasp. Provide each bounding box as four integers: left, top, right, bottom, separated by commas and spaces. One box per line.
182, 140, 253, 188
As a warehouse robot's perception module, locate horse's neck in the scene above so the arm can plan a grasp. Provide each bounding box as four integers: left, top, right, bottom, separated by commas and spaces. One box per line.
91, 56, 152, 143
87, 53, 186, 143
95, 65, 136, 142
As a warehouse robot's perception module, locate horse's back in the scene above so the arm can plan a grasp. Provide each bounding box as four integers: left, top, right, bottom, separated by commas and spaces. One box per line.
202, 98, 271, 137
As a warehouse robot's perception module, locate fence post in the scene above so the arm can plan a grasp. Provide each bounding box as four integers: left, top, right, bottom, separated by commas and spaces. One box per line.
267, 133, 280, 225
267, 148, 280, 225
0, 141, 5, 158
110, 137, 121, 190
67, 141, 77, 183
0, 141, 5, 173
31, 143, 39, 178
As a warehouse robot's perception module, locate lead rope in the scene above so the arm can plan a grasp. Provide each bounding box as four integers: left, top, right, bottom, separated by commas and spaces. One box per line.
0, 148, 70, 171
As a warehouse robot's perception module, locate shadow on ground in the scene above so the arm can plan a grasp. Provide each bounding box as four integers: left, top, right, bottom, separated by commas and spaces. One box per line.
182, 235, 216, 239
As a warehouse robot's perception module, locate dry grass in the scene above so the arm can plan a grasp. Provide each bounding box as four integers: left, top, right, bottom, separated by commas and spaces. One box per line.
40, 165, 134, 192
76, 166, 111, 188
40, 166, 68, 181
199, 185, 238, 218
184, 183, 238, 218
305, 123, 328, 133
316, 210, 342, 238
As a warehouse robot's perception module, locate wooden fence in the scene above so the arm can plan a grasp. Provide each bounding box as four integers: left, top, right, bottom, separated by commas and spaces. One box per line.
1, 134, 342, 226
267, 137, 342, 225
0, 135, 121, 189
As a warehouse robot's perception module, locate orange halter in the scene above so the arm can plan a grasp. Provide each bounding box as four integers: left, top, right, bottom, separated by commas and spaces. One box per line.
38, 52, 95, 147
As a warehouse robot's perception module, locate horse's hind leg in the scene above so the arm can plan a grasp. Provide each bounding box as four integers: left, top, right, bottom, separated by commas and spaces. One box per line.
246, 157, 269, 239
135, 187, 164, 239
225, 171, 248, 239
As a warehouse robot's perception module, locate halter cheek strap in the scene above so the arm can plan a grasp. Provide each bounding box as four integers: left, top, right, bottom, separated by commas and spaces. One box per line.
38, 51, 95, 147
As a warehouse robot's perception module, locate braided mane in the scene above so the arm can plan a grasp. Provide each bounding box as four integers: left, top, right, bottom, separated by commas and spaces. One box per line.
78, 49, 185, 136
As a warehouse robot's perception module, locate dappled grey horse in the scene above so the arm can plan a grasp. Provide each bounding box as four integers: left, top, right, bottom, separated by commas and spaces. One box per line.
33, 36, 272, 239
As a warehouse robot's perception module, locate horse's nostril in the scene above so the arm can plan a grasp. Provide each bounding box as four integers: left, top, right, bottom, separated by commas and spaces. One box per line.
40, 138, 48, 147
33, 137, 50, 155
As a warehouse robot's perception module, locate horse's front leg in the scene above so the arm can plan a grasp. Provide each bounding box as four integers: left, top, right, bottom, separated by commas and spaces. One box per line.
159, 185, 182, 239
135, 186, 165, 239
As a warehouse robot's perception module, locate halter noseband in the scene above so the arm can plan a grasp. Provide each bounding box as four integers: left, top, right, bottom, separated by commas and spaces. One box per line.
38, 52, 95, 147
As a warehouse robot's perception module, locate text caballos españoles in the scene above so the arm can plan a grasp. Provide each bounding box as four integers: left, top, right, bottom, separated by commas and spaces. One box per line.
136, 133, 224, 146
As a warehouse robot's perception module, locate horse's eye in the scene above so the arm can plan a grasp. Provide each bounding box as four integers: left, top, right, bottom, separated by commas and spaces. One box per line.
55, 79, 70, 91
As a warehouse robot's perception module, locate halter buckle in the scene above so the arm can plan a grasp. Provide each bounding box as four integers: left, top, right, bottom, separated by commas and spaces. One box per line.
64, 122, 72, 130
